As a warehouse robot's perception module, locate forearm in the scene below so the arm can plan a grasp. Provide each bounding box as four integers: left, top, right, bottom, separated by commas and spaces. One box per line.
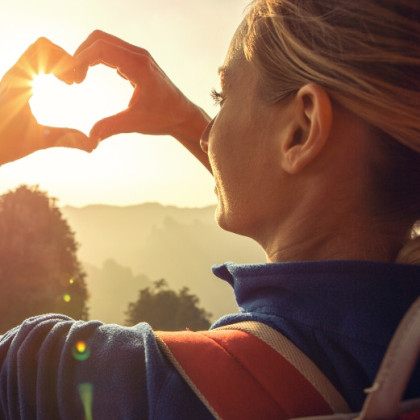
0, 315, 152, 418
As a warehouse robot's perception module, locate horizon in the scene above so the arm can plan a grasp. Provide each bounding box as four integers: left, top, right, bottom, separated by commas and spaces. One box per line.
60, 200, 217, 210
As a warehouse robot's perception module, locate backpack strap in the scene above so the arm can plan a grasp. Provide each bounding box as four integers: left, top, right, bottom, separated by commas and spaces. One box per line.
292, 297, 420, 420
356, 296, 420, 420
155, 321, 350, 419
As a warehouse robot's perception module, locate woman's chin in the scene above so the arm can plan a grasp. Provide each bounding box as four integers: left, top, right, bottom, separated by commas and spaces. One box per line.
214, 202, 231, 232
215, 203, 245, 236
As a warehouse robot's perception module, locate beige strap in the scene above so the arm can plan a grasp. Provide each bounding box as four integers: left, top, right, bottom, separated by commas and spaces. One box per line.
292, 297, 420, 420
355, 296, 420, 419
156, 321, 351, 418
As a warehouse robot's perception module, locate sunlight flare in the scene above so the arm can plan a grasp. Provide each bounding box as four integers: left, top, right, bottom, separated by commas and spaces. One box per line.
29, 66, 132, 135
72, 341, 91, 362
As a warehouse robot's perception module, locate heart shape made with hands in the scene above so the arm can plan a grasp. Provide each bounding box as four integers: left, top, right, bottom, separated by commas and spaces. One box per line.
30, 66, 133, 135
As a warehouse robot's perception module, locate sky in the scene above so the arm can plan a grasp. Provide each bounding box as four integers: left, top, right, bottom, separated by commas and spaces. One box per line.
0, 0, 250, 207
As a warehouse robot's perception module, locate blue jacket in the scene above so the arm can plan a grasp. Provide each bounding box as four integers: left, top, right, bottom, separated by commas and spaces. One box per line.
1, 260, 420, 418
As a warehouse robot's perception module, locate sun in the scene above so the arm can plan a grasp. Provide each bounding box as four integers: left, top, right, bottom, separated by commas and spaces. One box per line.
30, 72, 82, 129
29, 66, 133, 135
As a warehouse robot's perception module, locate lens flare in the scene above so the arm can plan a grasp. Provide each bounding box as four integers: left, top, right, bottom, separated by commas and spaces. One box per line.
76, 341, 86, 353
69, 278, 74, 284
78, 382, 93, 420
72, 340, 91, 361
63, 293, 71, 303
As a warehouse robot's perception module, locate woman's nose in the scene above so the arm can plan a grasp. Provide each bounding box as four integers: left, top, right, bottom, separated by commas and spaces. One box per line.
200, 118, 215, 154
200, 137, 208, 154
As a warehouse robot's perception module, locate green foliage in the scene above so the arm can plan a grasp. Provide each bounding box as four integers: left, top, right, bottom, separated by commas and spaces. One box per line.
0, 185, 89, 333
125, 279, 212, 331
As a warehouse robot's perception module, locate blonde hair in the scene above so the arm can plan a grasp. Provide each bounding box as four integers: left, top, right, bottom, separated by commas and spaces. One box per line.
241, 0, 420, 264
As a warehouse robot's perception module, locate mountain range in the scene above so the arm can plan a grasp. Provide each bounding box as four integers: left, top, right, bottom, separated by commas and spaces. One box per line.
61, 203, 265, 324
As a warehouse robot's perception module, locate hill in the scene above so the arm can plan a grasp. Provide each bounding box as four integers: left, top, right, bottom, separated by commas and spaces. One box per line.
61, 203, 265, 324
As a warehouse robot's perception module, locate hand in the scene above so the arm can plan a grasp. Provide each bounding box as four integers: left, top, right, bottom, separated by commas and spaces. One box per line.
0, 37, 97, 166
74, 31, 211, 169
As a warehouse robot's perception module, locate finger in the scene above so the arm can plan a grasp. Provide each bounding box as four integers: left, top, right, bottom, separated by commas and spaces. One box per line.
22, 38, 74, 81
0, 39, 76, 109
73, 30, 149, 83
4, 38, 76, 90
71, 58, 89, 84
74, 30, 147, 57
75, 39, 151, 86
42, 126, 99, 152
89, 110, 137, 141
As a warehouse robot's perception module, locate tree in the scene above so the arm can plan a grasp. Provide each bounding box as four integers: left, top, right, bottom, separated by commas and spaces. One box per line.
0, 185, 89, 333
125, 279, 212, 330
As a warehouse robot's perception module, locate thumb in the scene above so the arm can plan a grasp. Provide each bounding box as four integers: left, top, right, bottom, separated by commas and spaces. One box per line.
43, 126, 98, 152
89, 110, 135, 142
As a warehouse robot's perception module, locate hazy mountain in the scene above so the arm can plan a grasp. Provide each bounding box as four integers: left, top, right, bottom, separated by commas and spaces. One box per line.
84, 259, 151, 325
61, 203, 265, 323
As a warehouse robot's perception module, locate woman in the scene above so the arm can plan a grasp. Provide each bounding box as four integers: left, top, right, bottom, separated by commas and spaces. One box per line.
1, 0, 419, 418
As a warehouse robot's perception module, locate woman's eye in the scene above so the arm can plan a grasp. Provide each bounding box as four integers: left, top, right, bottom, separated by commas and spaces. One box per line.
210, 88, 225, 106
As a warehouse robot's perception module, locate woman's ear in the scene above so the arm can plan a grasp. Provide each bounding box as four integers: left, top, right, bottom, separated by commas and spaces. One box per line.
280, 83, 332, 174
